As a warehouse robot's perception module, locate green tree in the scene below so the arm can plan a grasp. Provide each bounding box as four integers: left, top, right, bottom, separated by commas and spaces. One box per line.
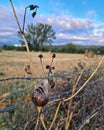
65, 43, 77, 53
19, 23, 56, 51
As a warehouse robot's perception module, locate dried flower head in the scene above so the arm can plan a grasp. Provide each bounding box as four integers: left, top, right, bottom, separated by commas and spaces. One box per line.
48, 78, 55, 89
52, 53, 56, 58
24, 64, 31, 75
38, 54, 43, 59
46, 65, 51, 69
78, 62, 84, 70
52, 66, 55, 70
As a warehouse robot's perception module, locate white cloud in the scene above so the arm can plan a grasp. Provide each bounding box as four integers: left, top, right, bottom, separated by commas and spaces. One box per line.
0, 5, 104, 46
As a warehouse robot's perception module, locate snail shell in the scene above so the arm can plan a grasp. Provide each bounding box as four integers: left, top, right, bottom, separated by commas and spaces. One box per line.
32, 86, 49, 107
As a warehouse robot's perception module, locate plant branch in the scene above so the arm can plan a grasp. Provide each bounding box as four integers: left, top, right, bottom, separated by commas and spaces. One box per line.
48, 101, 61, 130
65, 70, 84, 130
64, 56, 104, 102
77, 103, 104, 130
9, 0, 34, 78
9, 1, 47, 129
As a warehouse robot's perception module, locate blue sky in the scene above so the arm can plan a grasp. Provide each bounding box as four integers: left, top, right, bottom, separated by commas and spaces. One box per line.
0, 0, 104, 46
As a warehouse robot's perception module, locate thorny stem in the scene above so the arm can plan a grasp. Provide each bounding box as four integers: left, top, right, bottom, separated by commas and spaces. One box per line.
9, 0, 47, 129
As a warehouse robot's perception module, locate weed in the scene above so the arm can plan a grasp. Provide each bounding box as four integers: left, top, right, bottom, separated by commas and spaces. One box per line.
0, 72, 5, 76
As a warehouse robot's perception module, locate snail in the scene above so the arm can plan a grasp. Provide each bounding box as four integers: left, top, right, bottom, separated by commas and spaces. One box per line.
32, 86, 49, 107
32, 78, 55, 107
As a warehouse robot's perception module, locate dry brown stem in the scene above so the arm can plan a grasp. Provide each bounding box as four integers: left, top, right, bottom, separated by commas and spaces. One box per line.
9, 1, 47, 129
48, 101, 61, 130
65, 71, 84, 130
64, 56, 104, 102
78, 111, 98, 130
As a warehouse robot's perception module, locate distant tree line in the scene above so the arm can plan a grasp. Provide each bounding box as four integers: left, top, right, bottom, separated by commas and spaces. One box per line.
2, 45, 26, 51
53, 43, 104, 54
2, 43, 104, 54
1, 22, 104, 54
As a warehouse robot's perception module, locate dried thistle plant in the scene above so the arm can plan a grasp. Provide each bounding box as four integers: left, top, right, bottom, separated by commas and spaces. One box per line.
32, 53, 56, 107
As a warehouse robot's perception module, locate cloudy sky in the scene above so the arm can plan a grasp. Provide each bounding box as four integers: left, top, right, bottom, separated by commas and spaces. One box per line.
0, 0, 104, 46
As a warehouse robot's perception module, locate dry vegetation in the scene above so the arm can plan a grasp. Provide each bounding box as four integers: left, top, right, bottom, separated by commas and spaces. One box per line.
0, 51, 102, 78
84, 51, 95, 58
0, 51, 104, 130
1, 1, 104, 129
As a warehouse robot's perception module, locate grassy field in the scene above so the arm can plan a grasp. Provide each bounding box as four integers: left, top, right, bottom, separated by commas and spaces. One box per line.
0, 51, 104, 130
0, 51, 103, 78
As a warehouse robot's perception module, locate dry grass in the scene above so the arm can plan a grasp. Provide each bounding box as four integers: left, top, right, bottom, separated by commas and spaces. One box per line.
0, 51, 104, 130
84, 51, 95, 58
0, 51, 102, 78
3, 3, 103, 129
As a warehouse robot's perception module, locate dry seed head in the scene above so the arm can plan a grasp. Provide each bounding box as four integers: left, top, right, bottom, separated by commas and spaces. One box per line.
52, 66, 55, 70
78, 62, 84, 70
52, 53, 56, 58
24, 64, 31, 75
38, 54, 43, 59
48, 78, 55, 89
46, 65, 51, 69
